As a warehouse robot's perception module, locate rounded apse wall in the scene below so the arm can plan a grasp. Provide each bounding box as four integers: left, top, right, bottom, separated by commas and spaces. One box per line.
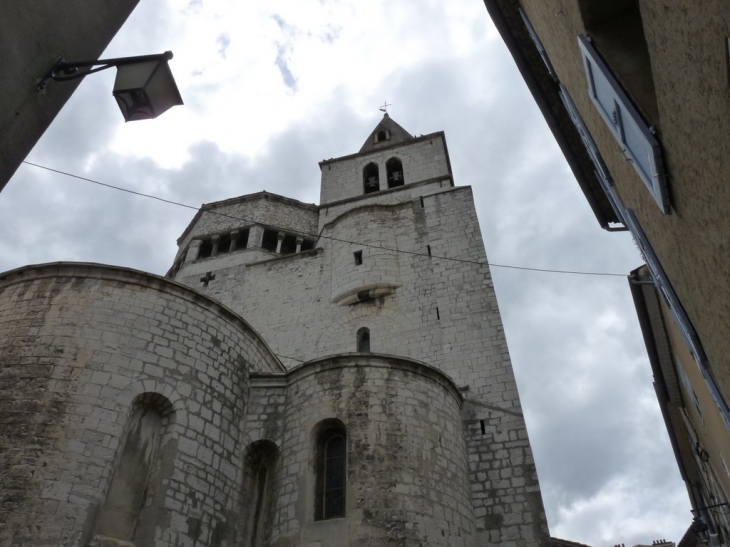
328, 206, 401, 305
0, 262, 282, 547
268, 354, 475, 547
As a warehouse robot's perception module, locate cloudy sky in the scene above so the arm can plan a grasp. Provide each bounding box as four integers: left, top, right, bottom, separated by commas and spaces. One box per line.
1, 0, 691, 544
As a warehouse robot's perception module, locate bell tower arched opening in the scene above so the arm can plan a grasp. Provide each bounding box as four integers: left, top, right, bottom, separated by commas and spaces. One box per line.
363, 163, 380, 194
386, 157, 404, 188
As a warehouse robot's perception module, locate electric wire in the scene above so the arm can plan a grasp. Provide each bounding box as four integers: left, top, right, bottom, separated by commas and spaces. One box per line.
21, 160, 628, 278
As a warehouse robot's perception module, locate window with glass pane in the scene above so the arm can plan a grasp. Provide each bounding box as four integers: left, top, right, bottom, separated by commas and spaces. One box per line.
315, 425, 346, 521
324, 436, 345, 518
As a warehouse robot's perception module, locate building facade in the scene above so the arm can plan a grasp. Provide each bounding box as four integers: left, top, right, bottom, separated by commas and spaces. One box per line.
0, 115, 550, 546
631, 265, 730, 545
484, 0, 730, 541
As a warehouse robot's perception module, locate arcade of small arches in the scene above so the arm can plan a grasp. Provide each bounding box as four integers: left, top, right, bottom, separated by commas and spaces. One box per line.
168, 225, 317, 277
363, 157, 404, 194
195, 226, 315, 261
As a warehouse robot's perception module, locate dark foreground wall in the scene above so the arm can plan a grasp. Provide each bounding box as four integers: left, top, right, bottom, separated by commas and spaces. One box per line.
0, 1, 140, 191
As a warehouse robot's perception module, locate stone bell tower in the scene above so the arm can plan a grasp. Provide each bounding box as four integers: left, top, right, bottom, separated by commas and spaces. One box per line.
0, 114, 550, 547
167, 113, 551, 546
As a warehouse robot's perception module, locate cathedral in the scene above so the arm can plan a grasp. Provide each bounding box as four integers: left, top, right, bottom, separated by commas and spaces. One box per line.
0, 115, 551, 546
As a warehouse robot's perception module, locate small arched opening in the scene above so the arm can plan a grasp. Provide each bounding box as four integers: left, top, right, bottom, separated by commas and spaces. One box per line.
356, 327, 370, 353
242, 440, 280, 547
363, 163, 380, 194
386, 157, 404, 188
93, 393, 175, 544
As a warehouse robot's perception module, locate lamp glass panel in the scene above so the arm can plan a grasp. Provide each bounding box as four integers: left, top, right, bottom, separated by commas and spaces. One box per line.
113, 61, 183, 121
144, 62, 184, 118
113, 60, 158, 91
114, 90, 155, 122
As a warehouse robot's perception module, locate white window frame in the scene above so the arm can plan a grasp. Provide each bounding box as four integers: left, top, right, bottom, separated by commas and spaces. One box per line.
577, 35, 669, 214
558, 83, 626, 225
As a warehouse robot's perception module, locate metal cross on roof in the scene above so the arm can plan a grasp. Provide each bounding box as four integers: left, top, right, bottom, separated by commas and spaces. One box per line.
379, 101, 392, 113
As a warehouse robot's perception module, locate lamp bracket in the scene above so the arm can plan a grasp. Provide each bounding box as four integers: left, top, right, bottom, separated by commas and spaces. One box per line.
691, 502, 729, 514
39, 51, 173, 91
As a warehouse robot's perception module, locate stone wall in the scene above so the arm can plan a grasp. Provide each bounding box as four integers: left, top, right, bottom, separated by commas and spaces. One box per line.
175, 182, 550, 545
328, 204, 401, 304
0, 263, 282, 547
246, 355, 473, 547
176, 186, 513, 383
319, 134, 451, 204
177, 193, 319, 254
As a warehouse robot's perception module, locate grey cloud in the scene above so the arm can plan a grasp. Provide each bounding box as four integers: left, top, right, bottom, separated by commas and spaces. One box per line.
29, 75, 118, 170
103, 0, 177, 57
271, 14, 288, 32
319, 25, 341, 44
0, 6, 692, 544
217, 33, 231, 59
0, 100, 363, 277
275, 44, 298, 93
269, 15, 298, 92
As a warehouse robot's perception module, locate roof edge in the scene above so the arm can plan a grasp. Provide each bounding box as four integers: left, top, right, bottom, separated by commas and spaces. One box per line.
0, 261, 287, 373
483, 0, 617, 227
319, 131, 445, 168
176, 190, 319, 245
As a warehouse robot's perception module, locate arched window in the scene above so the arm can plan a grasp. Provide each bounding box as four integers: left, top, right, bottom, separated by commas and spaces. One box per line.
357, 327, 370, 353
376, 130, 388, 142
386, 157, 404, 188
314, 420, 347, 521
242, 440, 279, 547
198, 238, 213, 259
218, 233, 232, 254
363, 163, 380, 194
250, 464, 268, 546
93, 393, 174, 544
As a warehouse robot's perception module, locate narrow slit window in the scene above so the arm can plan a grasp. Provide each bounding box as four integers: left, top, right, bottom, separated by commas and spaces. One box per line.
420, 196, 424, 208
427, 245, 431, 257
357, 327, 370, 353
323, 436, 345, 518
436, 307, 440, 320
480, 419, 486, 435
354, 251, 363, 266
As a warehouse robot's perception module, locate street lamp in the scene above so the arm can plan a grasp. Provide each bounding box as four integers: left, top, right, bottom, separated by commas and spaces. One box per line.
39, 51, 183, 122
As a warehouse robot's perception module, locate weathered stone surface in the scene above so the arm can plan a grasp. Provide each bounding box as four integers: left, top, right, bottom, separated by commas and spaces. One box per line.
0, 264, 282, 546
0, 118, 549, 546
172, 120, 550, 546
